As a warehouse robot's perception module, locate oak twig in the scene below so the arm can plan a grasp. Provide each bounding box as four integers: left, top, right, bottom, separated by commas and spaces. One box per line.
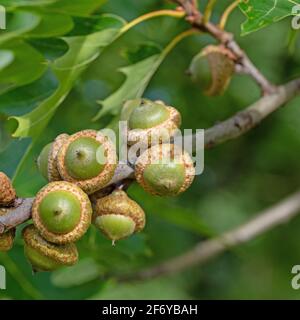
1, 78, 300, 234
172, 0, 276, 94
123, 190, 300, 281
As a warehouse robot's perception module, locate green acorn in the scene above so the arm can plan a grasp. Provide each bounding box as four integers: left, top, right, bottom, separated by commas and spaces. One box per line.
127, 99, 181, 146
32, 181, 92, 244
37, 134, 69, 181
135, 143, 195, 196
93, 190, 145, 244
188, 45, 235, 96
37, 143, 53, 181
57, 130, 117, 194
22, 225, 78, 272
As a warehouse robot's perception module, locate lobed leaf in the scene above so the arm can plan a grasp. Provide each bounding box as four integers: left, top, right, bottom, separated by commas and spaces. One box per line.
0, 11, 41, 45
0, 41, 47, 94
239, 0, 300, 35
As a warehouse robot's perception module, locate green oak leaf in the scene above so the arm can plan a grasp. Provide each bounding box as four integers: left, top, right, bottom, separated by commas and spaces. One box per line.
93, 40, 177, 121
10, 17, 124, 139
0, 11, 41, 44
239, 0, 300, 35
0, 0, 58, 9
25, 12, 74, 38
45, 0, 107, 16
0, 41, 47, 94
8, 16, 125, 185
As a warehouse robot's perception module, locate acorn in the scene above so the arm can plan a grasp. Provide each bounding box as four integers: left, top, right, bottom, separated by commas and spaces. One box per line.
93, 190, 145, 244
188, 45, 236, 96
127, 99, 181, 146
57, 130, 117, 194
37, 134, 69, 181
120, 99, 141, 122
0, 209, 15, 252
135, 143, 195, 196
22, 224, 78, 272
37, 143, 53, 181
0, 172, 16, 206
32, 181, 92, 244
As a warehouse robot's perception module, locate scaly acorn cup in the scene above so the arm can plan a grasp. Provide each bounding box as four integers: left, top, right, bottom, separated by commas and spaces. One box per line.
0, 209, 15, 252
48, 134, 69, 181
0, 172, 16, 206
57, 130, 117, 194
188, 45, 236, 96
37, 134, 69, 182
127, 99, 181, 146
93, 190, 146, 243
135, 143, 195, 196
32, 181, 92, 244
22, 225, 78, 272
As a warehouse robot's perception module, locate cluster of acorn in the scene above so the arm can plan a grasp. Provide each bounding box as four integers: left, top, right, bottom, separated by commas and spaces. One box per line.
0, 99, 195, 272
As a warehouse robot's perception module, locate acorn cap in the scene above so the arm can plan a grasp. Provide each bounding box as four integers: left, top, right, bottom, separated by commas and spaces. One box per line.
32, 181, 92, 244
135, 143, 195, 196
189, 45, 236, 96
57, 130, 117, 194
93, 190, 146, 240
0, 209, 15, 252
0, 172, 16, 206
128, 100, 181, 146
0, 230, 15, 252
22, 225, 78, 271
48, 134, 69, 181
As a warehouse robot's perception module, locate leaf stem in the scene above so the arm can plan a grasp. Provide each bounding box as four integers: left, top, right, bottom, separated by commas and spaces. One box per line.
120, 10, 185, 34
162, 28, 200, 58
219, 0, 240, 30
203, 0, 217, 23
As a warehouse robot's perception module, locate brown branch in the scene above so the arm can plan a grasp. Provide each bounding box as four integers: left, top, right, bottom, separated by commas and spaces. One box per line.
0, 164, 135, 235
123, 190, 300, 281
0, 198, 34, 233
204, 78, 300, 148
1, 78, 300, 234
172, 0, 276, 94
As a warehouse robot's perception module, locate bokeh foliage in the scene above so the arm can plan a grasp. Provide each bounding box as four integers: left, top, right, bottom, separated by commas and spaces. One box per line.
0, 0, 300, 299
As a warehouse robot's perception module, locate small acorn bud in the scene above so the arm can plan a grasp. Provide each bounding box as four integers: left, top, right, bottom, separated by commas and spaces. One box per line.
127, 99, 181, 146
22, 225, 78, 272
135, 143, 195, 196
0, 172, 16, 206
0, 209, 15, 252
32, 181, 92, 244
57, 130, 117, 194
93, 190, 146, 244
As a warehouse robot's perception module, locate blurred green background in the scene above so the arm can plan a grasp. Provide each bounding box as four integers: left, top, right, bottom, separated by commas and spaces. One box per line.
0, 0, 300, 299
